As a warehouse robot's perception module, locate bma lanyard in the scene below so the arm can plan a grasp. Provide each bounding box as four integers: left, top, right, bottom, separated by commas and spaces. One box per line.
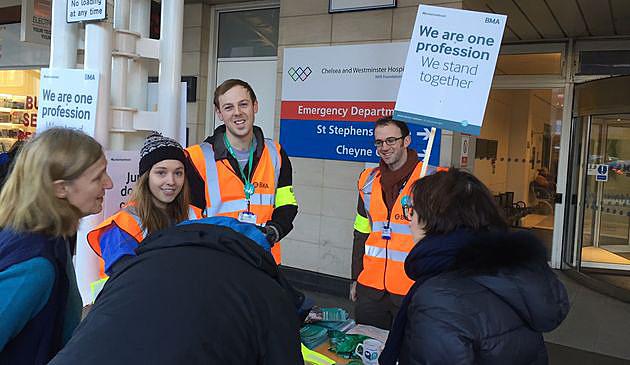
223, 134, 255, 200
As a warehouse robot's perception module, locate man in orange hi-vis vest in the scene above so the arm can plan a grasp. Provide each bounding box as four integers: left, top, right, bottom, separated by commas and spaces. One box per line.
351, 116, 446, 330
187, 79, 298, 264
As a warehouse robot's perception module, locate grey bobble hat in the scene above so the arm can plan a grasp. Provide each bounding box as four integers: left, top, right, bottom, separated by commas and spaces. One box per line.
138, 132, 187, 176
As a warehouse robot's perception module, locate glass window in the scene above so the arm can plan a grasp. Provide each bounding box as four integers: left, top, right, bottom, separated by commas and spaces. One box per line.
495, 53, 562, 75
578, 50, 630, 75
217, 8, 279, 58
0, 69, 40, 150
472, 88, 565, 257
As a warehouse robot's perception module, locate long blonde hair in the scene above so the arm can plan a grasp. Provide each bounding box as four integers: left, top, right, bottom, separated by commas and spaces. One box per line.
0, 128, 103, 236
128, 170, 191, 235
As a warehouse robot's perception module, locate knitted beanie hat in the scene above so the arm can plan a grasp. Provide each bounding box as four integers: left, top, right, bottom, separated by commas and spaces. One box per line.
138, 132, 187, 176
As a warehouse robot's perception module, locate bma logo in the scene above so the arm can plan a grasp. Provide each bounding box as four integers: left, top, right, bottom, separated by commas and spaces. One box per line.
253, 181, 270, 189
85, 73, 95, 80
287, 66, 312, 82
485, 17, 500, 24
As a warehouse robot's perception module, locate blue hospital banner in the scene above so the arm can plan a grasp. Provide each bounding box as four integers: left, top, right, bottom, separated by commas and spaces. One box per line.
280, 43, 440, 165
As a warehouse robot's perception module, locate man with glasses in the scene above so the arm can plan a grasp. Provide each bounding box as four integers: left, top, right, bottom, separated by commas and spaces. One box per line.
351, 116, 444, 329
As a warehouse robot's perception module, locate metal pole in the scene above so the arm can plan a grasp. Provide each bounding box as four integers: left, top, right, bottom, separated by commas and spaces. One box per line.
49, 0, 78, 68
157, 0, 184, 139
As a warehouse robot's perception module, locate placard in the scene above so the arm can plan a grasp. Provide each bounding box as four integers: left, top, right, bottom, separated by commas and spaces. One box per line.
102, 150, 139, 218
37, 68, 99, 136
394, 5, 506, 135
280, 42, 440, 165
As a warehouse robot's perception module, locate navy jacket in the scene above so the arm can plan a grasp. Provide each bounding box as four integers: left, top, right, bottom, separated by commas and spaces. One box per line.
0, 230, 70, 365
50, 217, 304, 365
394, 230, 569, 365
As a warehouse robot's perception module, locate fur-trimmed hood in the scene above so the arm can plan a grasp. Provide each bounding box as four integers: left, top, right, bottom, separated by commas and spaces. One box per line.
406, 229, 569, 332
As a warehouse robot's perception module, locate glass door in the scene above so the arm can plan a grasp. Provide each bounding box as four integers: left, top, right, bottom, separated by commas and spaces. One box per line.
578, 115, 630, 270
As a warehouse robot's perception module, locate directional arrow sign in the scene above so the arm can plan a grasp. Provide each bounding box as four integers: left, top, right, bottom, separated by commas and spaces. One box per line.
416, 128, 431, 141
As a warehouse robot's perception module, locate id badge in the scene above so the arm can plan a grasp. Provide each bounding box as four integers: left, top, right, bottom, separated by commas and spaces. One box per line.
381, 226, 392, 240
238, 211, 258, 224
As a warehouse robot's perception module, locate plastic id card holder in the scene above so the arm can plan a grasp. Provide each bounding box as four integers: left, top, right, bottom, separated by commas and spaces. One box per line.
238, 211, 258, 224
381, 226, 392, 240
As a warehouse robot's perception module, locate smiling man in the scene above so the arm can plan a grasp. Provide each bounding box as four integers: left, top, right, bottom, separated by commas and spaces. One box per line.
351, 116, 445, 330
187, 79, 297, 264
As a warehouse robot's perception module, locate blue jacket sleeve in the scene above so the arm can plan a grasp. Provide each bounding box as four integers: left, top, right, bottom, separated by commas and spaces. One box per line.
0, 257, 55, 350
99, 224, 139, 275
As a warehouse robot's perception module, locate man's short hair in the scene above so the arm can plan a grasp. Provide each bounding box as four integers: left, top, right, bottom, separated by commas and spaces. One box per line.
375, 116, 410, 137
213, 79, 257, 108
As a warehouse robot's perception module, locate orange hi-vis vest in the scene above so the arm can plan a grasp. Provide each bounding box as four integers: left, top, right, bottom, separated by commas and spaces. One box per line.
186, 139, 283, 263
357, 162, 444, 295
87, 205, 202, 278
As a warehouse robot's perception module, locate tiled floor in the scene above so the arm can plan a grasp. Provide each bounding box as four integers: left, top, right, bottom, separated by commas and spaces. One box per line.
302, 270, 630, 364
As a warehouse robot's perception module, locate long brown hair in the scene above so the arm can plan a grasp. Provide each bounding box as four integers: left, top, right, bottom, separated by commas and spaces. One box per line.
128, 171, 191, 235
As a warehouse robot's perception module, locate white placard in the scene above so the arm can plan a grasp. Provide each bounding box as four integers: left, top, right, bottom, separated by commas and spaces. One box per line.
66, 0, 107, 23
394, 5, 506, 135
102, 150, 139, 218
37, 68, 99, 136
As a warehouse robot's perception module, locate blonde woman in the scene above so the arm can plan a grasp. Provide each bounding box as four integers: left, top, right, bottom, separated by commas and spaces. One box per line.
0, 128, 113, 364
87, 133, 203, 277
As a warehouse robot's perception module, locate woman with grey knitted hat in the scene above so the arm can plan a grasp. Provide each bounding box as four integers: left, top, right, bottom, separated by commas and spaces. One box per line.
87, 132, 204, 278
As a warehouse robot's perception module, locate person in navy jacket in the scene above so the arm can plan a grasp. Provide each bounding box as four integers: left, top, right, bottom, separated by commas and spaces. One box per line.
380, 169, 569, 365
0, 128, 113, 364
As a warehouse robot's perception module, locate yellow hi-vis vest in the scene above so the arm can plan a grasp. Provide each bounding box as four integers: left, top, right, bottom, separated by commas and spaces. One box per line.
187, 139, 284, 263
355, 162, 444, 296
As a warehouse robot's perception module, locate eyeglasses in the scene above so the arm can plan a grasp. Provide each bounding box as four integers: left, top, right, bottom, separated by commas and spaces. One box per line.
374, 136, 404, 148
401, 195, 414, 221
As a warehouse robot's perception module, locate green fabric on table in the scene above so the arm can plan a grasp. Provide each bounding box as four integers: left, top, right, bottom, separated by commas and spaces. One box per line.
327, 330, 370, 360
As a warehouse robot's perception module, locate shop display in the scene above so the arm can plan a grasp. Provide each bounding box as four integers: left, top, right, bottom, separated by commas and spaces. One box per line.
0, 93, 37, 152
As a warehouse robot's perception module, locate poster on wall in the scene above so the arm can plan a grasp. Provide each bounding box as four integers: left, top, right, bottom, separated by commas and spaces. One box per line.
280, 42, 440, 165
21, 0, 51, 45
394, 5, 506, 135
37, 68, 99, 136
102, 150, 140, 218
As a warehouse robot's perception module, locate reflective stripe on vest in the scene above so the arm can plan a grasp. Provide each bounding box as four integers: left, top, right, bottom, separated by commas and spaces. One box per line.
360, 168, 379, 218
364, 244, 409, 263
371, 221, 411, 235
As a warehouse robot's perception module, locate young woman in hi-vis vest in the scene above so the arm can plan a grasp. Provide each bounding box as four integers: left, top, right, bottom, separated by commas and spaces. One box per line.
88, 132, 204, 279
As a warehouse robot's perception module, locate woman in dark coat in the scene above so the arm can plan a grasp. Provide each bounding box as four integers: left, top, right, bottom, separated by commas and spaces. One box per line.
379, 169, 569, 365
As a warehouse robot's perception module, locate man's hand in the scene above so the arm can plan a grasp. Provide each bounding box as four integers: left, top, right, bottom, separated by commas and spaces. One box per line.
349, 281, 358, 302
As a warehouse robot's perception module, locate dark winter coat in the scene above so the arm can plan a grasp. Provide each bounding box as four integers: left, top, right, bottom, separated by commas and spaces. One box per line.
384, 229, 569, 365
49, 217, 304, 365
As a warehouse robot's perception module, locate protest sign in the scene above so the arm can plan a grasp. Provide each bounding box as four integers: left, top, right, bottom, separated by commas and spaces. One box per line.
102, 150, 139, 218
37, 68, 99, 136
394, 5, 506, 136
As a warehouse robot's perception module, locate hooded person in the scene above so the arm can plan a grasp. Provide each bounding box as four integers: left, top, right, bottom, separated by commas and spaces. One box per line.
49, 217, 304, 365
87, 132, 205, 279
